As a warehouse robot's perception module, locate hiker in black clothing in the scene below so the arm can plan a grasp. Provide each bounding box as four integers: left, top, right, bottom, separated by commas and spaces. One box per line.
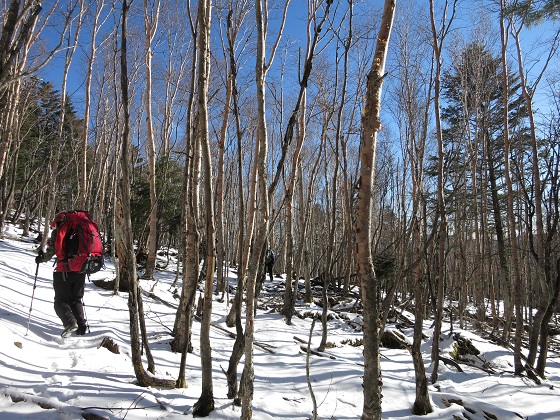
264, 249, 275, 281
36, 215, 88, 338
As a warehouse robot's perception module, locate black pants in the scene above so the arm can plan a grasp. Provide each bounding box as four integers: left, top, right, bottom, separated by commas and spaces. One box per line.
53, 271, 86, 328
265, 263, 274, 281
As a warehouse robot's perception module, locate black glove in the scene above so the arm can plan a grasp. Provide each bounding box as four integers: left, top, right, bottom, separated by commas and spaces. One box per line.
35, 250, 44, 264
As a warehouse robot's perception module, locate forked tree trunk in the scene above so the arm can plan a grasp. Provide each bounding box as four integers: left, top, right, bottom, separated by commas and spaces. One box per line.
356, 1, 395, 419
394, 5, 432, 411
225, 50, 247, 396
319, 0, 349, 348
240, 2, 268, 416
118, 0, 174, 389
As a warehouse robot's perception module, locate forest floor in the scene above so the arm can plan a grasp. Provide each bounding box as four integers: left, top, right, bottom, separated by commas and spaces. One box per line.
1, 221, 559, 419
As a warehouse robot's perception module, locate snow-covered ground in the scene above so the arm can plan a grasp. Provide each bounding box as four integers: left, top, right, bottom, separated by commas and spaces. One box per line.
1, 222, 559, 419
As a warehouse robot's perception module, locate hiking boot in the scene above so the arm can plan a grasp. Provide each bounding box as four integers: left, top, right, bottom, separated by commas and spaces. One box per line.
61, 323, 78, 338
76, 324, 88, 336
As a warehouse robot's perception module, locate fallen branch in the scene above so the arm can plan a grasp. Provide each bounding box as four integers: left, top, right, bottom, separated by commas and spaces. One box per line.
439, 355, 464, 373
300, 344, 336, 360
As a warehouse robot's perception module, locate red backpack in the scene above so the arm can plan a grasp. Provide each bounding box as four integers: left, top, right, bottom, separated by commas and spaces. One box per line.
52, 211, 104, 274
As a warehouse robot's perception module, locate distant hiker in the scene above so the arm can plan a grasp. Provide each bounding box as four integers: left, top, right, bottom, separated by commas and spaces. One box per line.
264, 249, 275, 281
35, 211, 103, 338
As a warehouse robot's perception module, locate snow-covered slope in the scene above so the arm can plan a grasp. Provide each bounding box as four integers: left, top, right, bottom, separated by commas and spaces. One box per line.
1, 223, 559, 419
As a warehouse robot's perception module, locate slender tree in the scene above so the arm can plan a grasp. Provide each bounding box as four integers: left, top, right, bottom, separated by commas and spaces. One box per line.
117, 0, 174, 388
172, 1, 198, 359
224, 0, 252, 402
498, 0, 524, 374
192, 0, 216, 415
141, 0, 161, 280
240, 0, 290, 417
391, 1, 433, 412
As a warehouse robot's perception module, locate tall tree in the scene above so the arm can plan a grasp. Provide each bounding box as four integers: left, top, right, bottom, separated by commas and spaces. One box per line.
223, 0, 252, 403
356, 1, 395, 419
390, 1, 433, 413
428, 0, 456, 385
193, 0, 216, 415
173, 0, 199, 370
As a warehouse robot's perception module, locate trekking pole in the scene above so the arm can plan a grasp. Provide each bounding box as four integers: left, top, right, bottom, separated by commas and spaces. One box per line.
25, 262, 40, 336
82, 298, 90, 333
84, 274, 90, 333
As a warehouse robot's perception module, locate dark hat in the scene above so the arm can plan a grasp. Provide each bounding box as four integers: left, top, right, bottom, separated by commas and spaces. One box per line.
49, 212, 66, 228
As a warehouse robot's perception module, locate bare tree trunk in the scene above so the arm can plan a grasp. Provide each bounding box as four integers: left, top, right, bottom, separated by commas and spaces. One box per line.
175, 135, 199, 384
141, 0, 161, 280
429, 0, 456, 385
172, 2, 199, 357
357, 1, 395, 419
0, 85, 22, 235
298, 133, 324, 304
318, 0, 348, 349
412, 268, 432, 414
137, 288, 155, 374
193, 0, 215, 415
392, 3, 432, 410
224, 4, 251, 386
112, 158, 121, 293
296, 159, 312, 303
240, 1, 269, 415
